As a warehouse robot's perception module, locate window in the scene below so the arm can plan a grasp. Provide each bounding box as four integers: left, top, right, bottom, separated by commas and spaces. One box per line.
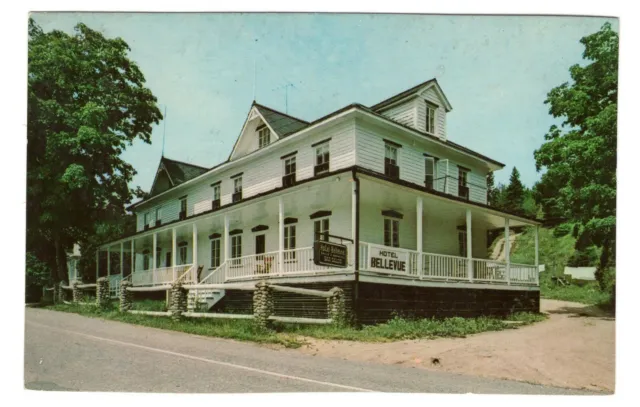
458, 168, 469, 199
458, 230, 467, 257
315, 143, 330, 175
155, 207, 162, 226
425, 156, 436, 190
426, 105, 436, 134
143, 253, 150, 270
282, 156, 296, 186
165, 252, 172, 267
255, 234, 265, 255
212, 183, 221, 209
314, 218, 330, 242
179, 246, 187, 265
210, 238, 221, 268
232, 176, 243, 202
179, 197, 187, 219
156, 247, 162, 268
231, 235, 242, 265
284, 224, 296, 260
384, 143, 399, 179
384, 218, 399, 248
143, 212, 150, 228
258, 126, 270, 149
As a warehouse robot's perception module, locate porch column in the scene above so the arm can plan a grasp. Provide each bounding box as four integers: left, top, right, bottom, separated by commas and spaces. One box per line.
416, 197, 423, 277
131, 240, 135, 274
120, 242, 124, 280
278, 197, 284, 275
172, 228, 177, 267
351, 178, 357, 268
107, 247, 111, 277
224, 214, 230, 262
152, 233, 157, 285
466, 209, 473, 282
192, 223, 198, 267
95, 250, 99, 281
504, 218, 511, 285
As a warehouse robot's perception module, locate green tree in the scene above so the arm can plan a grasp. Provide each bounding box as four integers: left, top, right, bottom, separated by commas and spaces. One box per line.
27, 19, 162, 284
533, 22, 617, 273
504, 167, 525, 215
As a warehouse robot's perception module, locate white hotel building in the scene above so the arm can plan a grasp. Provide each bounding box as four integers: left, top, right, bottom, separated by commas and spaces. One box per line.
96, 79, 540, 322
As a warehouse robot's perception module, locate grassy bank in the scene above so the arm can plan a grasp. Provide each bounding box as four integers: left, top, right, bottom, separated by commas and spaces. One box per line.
45, 302, 545, 347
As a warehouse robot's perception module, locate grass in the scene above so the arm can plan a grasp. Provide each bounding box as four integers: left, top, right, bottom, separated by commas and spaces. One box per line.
44, 301, 546, 347
131, 299, 167, 312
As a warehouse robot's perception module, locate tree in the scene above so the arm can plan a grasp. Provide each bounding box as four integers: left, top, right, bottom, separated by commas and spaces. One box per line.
534, 23, 617, 273
504, 167, 525, 215
27, 19, 162, 283
486, 172, 498, 206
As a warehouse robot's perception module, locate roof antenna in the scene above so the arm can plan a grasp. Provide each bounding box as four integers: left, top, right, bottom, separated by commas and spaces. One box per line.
273, 80, 296, 114
161, 105, 167, 157
253, 59, 257, 101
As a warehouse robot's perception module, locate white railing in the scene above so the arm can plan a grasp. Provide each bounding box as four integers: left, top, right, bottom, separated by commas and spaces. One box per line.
108, 274, 122, 298
359, 241, 537, 286
175, 264, 197, 284
226, 251, 280, 280
130, 264, 193, 286
199, 262, 228, 285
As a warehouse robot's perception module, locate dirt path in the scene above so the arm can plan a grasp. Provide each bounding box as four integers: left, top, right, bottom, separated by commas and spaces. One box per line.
297, 299, 615, 392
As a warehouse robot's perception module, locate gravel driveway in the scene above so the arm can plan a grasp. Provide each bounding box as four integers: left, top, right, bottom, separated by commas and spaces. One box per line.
297, 299, 615, 392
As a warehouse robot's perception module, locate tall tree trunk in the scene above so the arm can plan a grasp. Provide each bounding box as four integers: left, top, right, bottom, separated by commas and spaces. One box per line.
54, 237, 67, 283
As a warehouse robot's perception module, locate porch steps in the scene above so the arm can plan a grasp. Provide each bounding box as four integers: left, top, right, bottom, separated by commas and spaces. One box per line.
187, 289, 226, 312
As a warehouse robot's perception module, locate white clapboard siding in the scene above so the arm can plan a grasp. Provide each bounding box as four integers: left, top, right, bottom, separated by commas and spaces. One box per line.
379, 99, 417, 129
416, 87, 447, 141
136, 120, 356, 232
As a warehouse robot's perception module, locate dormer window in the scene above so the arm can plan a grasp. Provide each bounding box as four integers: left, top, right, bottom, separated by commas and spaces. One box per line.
258, 126, 270, 149
426, 103, 436, 134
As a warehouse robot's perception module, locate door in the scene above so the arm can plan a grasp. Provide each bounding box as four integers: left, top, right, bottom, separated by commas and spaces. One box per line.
255, 234, 265, 257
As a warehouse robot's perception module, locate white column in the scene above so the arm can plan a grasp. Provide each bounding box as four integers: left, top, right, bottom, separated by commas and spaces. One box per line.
351, 179, 357, 269
224, 215, 230, 262
504, 218, 511, 285
192, 223, 198, 267
466, 209, 473, 282
278, 197, 284, 275
107, 247, 111, 277
120, 242, 124, 279
152, 233, 157, 271
172, 228, 177, 267
131, 240, 135, 274
416, 197, 423, 277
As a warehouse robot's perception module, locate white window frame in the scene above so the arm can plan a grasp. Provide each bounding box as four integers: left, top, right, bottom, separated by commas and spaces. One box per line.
383, 217, 400, 248
143, 212, 150, 226
212, 184, 220, 201
425, 156, 436, 188
231, 235, 242, 259
284, 224, 296, 260
314, 217, 330, 242
180, 197, 187, 213
284, 156, 296, 176
426, 104, 436, 134
210, 238, 221, 268
316, 143, 330, 165
179, 246, 188, 265
258, 126, 270, 149
155, 207, 162, 223
458, 229, 467, 257
458, 168, 468, 187
384, 144, 398, 165
233, 177, 243, 194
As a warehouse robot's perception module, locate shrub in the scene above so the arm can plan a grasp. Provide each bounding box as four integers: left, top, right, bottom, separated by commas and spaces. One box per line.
553, 223, 573, 237
567, 246, 600, 267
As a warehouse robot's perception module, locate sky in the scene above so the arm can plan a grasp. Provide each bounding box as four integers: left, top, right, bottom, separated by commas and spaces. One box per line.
32, 13, 618, 190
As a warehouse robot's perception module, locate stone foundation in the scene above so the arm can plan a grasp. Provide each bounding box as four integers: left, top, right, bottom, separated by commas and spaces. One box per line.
327, 287, 347, 326
169, 281, 187, 320
96, 277, 110, 309
72, 281, 85, 303
253, 281, 273, 329
119, 280, 133, 312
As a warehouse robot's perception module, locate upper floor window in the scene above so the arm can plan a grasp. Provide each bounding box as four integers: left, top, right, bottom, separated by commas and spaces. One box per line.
179, 196, 187, 220
425, 156, 436, 190
212, 183, 221, 209
458, 168, 469, 200
143, 212, 150, 228
384, 218, 399, 248
232, 175, 243, 202
426, 104, 436, 134
315, 143, 330, 175
384, 142, 400, 179
314, 218, 330, 242
282, 155, 296, 187
258, 126, 270, 149
155, 207, 162, 226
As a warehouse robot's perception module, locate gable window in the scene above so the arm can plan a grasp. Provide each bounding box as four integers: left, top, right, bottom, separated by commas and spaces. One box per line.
315, 142, 330, 176
232, 175, 243, 202
284, 224, 296, 260
179, 245, 188, 265
384, 218, 400, 248
458, 229, 467, 257
458, 168, 469, 200
384, 142, 400, 179
314, 218, 330, 242
210, 238, 221, 269
212, 183, 221, 209
282, 155, 296, 187
258, 126, 270, 149
231, 235, 242, 266
426, 104, 436, 134
155, 207, 162, 227
425, 156, 436, 190
179, 196, 187, 220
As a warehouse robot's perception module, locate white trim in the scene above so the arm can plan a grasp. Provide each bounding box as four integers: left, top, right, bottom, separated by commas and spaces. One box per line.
229, 106, 281, 159
358, 272, 539, 292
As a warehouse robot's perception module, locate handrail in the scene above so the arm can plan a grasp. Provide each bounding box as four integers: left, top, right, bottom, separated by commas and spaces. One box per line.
198, 262, 227, 285
175, 264, 195, 283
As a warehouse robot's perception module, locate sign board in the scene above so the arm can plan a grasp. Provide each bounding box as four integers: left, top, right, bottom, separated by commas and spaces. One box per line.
313, 241, 348, 268
368, 246, 408, 273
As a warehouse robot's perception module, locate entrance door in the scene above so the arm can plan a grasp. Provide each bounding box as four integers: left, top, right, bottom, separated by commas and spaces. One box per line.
255, 234, 265, 257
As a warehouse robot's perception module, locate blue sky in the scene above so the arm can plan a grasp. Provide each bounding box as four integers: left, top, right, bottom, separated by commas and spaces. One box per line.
32, 13, 618, 190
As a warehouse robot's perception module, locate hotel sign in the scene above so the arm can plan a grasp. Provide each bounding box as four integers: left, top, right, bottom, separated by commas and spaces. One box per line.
369, 247, 408, 273
313, 241, 348, 268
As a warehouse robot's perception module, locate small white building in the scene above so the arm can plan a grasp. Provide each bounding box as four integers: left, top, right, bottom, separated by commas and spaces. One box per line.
66, 244, 81, 283
97, 79, 541, 322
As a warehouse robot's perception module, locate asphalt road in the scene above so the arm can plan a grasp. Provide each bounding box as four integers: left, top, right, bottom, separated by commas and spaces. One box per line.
24, 308, 593, 394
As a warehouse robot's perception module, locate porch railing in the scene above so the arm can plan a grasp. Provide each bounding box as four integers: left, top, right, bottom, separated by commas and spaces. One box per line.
199, 262, 227, 285
226, 251, 280, 280
131, 264, 193, 286
359, 241, 538, 286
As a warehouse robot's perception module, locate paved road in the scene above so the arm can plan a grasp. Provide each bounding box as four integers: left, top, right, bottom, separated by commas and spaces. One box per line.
24, 308, 593, 394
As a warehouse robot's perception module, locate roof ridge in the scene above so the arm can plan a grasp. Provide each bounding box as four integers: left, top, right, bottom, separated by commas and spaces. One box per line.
161, 156, 209, 170
370, 78, 437, 110
253, 101, 310, 124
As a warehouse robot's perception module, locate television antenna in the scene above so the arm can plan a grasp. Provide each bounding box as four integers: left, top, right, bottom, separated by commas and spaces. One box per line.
273, 80, 296, 114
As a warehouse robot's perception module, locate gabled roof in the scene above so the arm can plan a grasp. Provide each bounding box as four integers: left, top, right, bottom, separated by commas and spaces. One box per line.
149, 156, 209, 197
253, 102, 309, 137
370, 78, 453, 112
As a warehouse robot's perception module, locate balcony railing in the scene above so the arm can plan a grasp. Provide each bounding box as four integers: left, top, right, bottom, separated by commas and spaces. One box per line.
359, 242, 538, 286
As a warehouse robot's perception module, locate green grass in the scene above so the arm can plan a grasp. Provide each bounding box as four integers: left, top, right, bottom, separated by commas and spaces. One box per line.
45, 302, 546, 346
131, 299, 167, 312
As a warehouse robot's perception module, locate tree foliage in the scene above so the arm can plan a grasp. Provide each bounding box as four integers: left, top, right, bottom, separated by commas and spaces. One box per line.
533, 23, 617, 270
504, 167, 525, 215
27, 19, 162, 283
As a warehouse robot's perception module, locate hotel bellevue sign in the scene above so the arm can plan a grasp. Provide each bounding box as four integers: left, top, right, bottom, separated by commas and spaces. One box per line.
368, 246, 408, 272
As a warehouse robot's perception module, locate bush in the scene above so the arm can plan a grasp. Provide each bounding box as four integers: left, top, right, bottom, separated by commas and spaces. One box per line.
567, 246, 600, 267
553, 223, 573, 237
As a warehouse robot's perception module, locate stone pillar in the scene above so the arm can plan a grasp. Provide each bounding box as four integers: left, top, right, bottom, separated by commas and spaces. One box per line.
327, 287, 347, 327
253, 281, 273, 330
72, 280, 85, 303
119, 280, 133, 312
169, 281, 188, 321
96, 277, 110, 309
52, 283, 59, 304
